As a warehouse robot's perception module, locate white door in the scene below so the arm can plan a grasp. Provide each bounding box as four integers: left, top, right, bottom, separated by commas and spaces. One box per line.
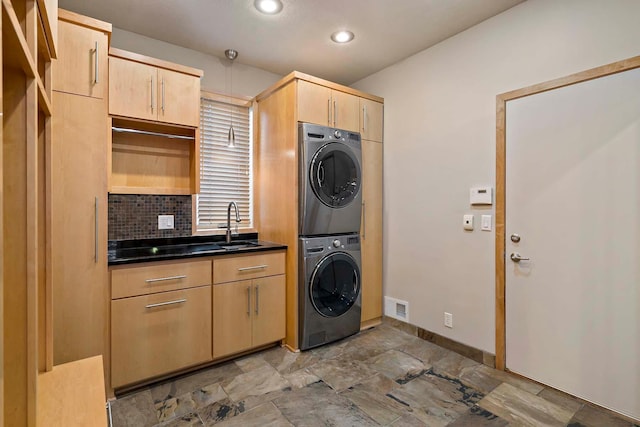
505, 67, 640, 420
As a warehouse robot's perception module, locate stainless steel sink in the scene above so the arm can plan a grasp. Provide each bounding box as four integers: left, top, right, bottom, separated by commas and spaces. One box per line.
219, 241, 262, 250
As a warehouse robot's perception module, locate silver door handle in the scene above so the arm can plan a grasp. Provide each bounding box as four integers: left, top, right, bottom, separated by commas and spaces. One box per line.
94, 41, 99, 84
362, 105, 367, 132
145, 298, 186, 309
145, 275, 186, 283
150, 75, 154, 112
238, 265, 268, 272
510, 253, 530, 262
94, 197, 99, 263
333, 100, 337, 126
246, 285, 251, 315
255, 284, 259, 315
327, 99, 331, 125
161, 78, 165, 113
362, 201, 366, 239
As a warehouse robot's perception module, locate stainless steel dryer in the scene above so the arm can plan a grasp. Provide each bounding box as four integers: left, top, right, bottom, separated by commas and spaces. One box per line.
299, 234, 361, 350
299, 123, 362, 236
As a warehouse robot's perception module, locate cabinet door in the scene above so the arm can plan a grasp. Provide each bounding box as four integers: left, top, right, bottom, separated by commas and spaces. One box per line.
52, 19, 108, 98
157, 68, 201, 127
332, 90, 360, 132
51, 93, 108, 364
252, 275, 286, 348
109, 57, 157, 121
213, 280, 253, 358
297, 80, 331, 126
360, 140, 383, 323
360, 99, 384, 142
111, 286, 212, 388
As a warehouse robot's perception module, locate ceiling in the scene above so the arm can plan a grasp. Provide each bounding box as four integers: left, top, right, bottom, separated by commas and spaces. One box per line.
58, 0, 525, 86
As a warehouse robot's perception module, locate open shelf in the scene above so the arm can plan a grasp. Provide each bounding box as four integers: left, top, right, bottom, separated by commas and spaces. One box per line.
109, 118, 199, 195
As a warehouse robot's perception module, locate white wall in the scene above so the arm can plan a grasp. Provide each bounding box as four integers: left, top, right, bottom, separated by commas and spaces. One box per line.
351, 0, 640, 353
111, 28, 283, 97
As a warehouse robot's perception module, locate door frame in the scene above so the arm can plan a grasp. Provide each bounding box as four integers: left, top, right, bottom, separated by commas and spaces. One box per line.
494, 55, 640, 371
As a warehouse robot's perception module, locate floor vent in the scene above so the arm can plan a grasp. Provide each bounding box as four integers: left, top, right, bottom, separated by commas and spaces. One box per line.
384, 296, 409, 322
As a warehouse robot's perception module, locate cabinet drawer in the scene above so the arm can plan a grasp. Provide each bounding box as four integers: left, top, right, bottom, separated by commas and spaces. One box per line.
111, 285, 212, 388
111, 259, 212, 299
213, 251, 285, 284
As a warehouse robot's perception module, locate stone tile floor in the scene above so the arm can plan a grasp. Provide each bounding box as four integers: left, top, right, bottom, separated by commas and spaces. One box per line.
110, 322, 639, 426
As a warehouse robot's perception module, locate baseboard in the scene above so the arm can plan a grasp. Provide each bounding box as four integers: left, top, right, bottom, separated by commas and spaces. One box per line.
382, 316, 496, 368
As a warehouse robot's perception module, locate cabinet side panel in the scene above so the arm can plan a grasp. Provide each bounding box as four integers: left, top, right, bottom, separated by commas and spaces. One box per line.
361, 140, 383, 323
255, 81, 298, 349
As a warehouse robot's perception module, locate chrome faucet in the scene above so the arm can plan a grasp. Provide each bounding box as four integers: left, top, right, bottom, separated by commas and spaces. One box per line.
226, 201, 241, 243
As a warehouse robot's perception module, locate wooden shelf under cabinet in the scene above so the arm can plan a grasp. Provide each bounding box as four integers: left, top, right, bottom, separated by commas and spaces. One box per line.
109, 118, 200, 195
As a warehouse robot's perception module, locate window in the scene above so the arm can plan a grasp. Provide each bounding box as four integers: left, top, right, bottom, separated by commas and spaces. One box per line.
197, 94, 253, 233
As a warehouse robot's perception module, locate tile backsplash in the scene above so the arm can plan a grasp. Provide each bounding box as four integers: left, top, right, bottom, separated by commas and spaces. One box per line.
108, 194, 192, 240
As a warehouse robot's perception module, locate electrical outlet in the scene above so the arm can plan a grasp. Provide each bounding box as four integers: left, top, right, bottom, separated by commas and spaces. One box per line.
463, 214, 474, 231
444, 312, 453, 328
158, 215, 174, 230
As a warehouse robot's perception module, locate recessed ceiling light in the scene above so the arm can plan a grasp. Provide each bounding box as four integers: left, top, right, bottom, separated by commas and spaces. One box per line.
254, 0, 283, 14
331, 31, 354, 44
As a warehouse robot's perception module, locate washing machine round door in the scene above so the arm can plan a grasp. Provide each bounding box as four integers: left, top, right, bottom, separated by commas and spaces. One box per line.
309, 143, 361, 208
310, 252, 360, 317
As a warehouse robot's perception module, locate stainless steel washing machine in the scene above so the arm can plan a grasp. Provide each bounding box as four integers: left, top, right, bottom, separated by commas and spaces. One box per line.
299, 234, 361, 350
299, 123, 362, 236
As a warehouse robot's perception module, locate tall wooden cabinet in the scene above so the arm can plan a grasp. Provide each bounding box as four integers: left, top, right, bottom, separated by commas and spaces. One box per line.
50, 11, 111, 368
359, 97, 384, 324
255, 72, 383, 349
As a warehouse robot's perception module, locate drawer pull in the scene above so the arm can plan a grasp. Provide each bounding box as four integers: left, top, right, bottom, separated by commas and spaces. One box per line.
145, 275, 187, 283
145, 298, 186, 309
237, 265, 268, 272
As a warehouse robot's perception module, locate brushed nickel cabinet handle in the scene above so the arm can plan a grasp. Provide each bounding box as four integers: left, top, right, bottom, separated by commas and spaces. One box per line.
161, 78, 165, 113
145, 298, 186, 309
255, 284, 259, 315
363, 105, 367, 132
333, 100, 337, 126
150, 75, 154, 112
145, 275, 186, 283
94, 41, 99, 84
362, 201, 366, 240
327, 99, 331, 125
238, 265, 268, 272
246, 285, 251, 315
94, 197, 99, 263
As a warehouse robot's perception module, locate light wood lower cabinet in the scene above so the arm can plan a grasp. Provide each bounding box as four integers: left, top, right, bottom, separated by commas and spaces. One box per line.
213, 275, 286, 359
111, 285, 212, 388
212, 251, 286, 359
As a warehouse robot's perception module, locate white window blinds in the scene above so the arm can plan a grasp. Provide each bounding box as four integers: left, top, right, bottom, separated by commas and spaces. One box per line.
197, 96, 252, 232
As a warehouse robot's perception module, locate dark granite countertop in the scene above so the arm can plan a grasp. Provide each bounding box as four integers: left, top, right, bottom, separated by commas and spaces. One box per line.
108, 233, 287, 266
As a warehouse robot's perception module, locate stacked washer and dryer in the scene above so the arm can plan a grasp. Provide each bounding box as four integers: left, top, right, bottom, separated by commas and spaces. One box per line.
298, 123, 363, 350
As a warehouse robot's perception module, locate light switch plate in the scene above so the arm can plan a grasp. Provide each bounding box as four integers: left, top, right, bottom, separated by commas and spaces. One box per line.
463, 214, 474, 231
158, 215, 174, 230
481, 215, 492, 231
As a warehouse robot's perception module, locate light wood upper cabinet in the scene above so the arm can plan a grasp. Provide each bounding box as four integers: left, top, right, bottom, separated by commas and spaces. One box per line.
157, 68, 201, 127
360, 98, 384, 142
360, 140, 383, 323
298, 79, 360, 132
53, 13, 110, 98
109, 51, 202, 127
109, 57, 157, 122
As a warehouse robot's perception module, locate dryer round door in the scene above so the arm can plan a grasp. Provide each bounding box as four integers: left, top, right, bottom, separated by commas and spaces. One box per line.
309, 252, 360, 317
309, 143, 361, 208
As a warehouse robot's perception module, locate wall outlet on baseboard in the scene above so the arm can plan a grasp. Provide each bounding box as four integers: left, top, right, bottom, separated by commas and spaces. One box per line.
158, 215, 174, 230
384, 296, 410, 322
444, 312, 453, 328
